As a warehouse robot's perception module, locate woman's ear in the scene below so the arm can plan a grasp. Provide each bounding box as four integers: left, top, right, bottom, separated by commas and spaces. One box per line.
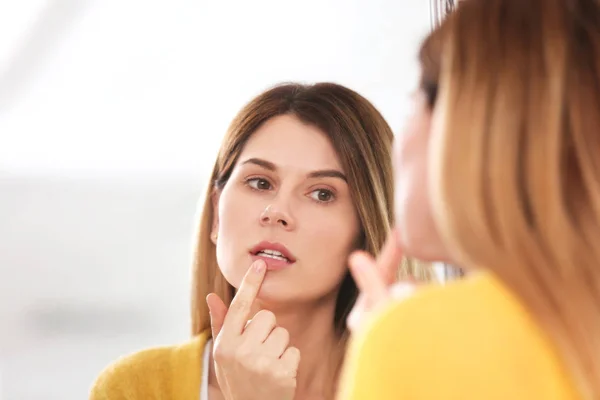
210, 190, 220, 245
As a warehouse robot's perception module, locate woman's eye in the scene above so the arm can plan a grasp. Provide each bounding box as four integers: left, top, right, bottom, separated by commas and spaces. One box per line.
310, 189, 334, 203
247, 178, 272, 190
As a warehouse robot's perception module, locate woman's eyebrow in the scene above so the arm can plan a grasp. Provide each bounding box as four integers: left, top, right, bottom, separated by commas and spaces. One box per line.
241, 157, 347, 182
240, 157, 276, 171
307, 169, 347, 182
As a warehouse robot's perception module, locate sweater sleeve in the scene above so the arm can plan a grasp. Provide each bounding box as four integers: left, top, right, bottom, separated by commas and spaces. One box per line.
89, 347, 168, 400
338, 276, 581, 400
89, 332, 208, 400
337, 302, 409, 400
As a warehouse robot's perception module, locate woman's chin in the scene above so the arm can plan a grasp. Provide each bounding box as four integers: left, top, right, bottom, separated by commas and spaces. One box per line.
255, 281, 293, 304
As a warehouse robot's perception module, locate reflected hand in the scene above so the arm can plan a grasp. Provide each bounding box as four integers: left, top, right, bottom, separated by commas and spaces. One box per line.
206, 260, 300, 400
347, 229, 418, 333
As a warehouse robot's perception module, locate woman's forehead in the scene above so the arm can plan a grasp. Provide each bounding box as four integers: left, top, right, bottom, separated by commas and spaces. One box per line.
238, 115, 344, 173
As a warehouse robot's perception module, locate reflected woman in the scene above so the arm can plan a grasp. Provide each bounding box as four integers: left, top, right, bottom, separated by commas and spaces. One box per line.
90, 82, 431, 400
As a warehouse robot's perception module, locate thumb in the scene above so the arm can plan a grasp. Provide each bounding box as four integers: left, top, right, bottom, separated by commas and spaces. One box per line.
377, 229, 404, 284
349, 251, 389, 306
206, 293, 228, 339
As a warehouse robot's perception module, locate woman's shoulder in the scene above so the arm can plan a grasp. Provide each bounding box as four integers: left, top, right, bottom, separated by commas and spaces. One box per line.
362, 272, 548, 352
344, 273, 579, 398
89, 330, 211, 400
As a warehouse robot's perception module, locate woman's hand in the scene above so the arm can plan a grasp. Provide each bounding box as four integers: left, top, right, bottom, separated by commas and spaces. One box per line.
206, 260, 300, 400
347, 229, 418, 333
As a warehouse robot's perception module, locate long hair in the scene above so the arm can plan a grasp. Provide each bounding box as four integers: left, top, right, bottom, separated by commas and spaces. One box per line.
423, 0, 600, 397
190, 82, 430, 340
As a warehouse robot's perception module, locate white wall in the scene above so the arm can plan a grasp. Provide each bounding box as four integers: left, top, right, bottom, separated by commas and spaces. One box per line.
0, 1, 431, 398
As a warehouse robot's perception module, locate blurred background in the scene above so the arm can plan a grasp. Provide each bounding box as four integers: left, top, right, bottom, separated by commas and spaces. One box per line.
0, 1, 431, 398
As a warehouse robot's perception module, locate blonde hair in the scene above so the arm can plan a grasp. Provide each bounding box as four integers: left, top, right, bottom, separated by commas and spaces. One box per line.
424, 0, 600, 397
190, 82, 432, 339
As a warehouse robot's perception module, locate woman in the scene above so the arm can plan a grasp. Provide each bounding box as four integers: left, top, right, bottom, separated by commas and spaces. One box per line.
340, 0, 600, 399
90, 82, 429, 399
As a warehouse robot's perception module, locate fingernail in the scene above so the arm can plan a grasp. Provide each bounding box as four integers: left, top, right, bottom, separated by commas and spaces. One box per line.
353, 252, 370, 264
349, 253, 368, 272
253, 260, 266, 273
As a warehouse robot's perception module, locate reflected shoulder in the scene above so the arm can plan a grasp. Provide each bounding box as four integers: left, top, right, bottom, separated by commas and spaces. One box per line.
88, 331, 210, 400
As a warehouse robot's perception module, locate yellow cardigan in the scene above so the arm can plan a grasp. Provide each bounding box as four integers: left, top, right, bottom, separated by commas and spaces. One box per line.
338, 273, 581, 400
89, 330, 210, 399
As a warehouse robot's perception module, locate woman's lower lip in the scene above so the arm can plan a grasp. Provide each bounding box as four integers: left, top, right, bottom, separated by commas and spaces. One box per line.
250, 254, 294, 271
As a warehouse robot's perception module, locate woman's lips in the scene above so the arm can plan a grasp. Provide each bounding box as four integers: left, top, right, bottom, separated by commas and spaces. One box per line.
250, 253, 293, 271
249, 241, 296, 271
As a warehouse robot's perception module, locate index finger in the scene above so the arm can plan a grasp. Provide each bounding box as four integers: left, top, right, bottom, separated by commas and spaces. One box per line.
376, 229, 403, 284
222, 259, 267, 336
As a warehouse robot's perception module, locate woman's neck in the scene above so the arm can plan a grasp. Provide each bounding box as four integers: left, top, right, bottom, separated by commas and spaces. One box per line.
269, 299, 343, 398
208, 294, 344, 399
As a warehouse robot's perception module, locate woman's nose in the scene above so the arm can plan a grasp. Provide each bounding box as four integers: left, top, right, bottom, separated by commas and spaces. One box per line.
259, 203, 296, 230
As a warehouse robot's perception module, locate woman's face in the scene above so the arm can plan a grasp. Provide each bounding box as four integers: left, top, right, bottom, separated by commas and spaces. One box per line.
394, 90, 446, 262
213, 114, 361, 305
